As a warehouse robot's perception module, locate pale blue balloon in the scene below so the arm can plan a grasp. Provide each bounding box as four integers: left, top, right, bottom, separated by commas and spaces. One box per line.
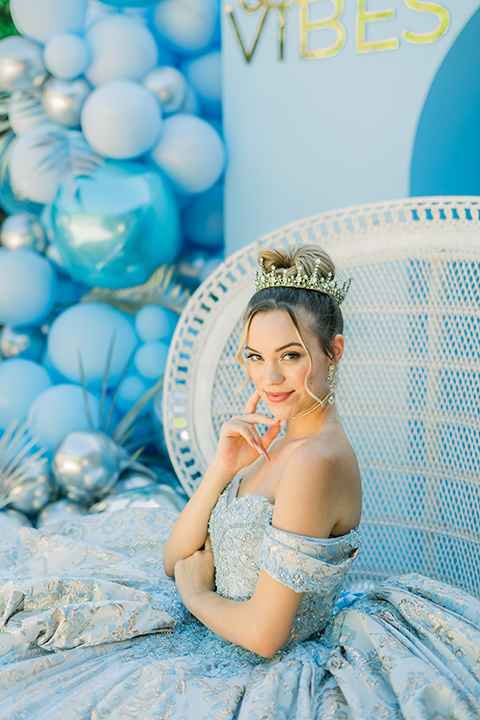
81, 80, 162, 160
134, 341, 169, 382
43, 33, 90, 80
10, 0, 87, 45
0, 132, 44, 217
27, 384, 101, 454
52, 161, 181, 288
183, 51, 221, 118
0, 358, 52, 430
149, 114, 225, 194
153, 0, 220, 56
114, 372, 150, 415
47, 302, 138, 387
0, 248, 57, 327
85, 14, 157, 87
182, 183, 223, 248
135, 305, 178, 342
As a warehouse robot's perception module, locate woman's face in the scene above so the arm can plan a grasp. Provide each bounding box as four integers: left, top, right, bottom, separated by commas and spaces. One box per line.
245, 309, 338, 419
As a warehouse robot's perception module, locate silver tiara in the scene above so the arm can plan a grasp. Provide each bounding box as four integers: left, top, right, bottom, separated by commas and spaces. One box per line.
254, 257, 352, 305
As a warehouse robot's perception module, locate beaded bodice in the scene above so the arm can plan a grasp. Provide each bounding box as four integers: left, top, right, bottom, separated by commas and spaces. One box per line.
208, 476, 362, 643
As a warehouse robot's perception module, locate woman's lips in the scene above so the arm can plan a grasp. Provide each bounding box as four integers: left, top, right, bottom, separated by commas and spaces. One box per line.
264, 391, 294, 403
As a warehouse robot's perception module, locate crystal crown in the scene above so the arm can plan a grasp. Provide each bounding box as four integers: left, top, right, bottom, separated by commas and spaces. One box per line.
254, 257, 352, 305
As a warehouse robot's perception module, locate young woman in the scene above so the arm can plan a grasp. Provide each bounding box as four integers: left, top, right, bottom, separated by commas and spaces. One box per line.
0, 245, 479, 719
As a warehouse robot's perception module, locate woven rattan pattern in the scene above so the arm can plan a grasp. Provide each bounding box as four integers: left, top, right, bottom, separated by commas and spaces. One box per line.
163, 197, 480, 597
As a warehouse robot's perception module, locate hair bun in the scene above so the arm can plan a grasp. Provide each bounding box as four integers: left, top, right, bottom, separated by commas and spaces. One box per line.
258, 244, 336, 281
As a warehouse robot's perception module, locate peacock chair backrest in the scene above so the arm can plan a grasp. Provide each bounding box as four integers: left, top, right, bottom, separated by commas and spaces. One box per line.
163, 196, 480, 599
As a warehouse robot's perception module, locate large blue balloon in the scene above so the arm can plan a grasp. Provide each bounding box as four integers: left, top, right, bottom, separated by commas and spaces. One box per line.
43, 33, 91, 81
100, 0, 158, 6
81, 80, 162, 160
10, 0, 87, 45
85, 14, 157, 87
47, 302, 138, 387
51, 161, 181, 288
183, 51, 221, 118
0, 248, 57, 327
153, 0, 220, 56
0, 358, 52, 430
27, 384, 101, 454
149, 114, 225, 195
135, 305, 178, 342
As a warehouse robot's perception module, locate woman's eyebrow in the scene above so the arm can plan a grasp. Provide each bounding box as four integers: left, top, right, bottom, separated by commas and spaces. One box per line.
245, 342, 303, 353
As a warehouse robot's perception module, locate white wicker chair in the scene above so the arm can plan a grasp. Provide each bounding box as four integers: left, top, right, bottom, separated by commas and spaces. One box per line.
162, 196, 480, 599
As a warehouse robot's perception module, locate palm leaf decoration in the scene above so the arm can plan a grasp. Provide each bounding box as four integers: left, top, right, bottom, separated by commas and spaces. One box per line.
33, 128, 103, 184
80, 263, 191, 315
0, 90, 11, 138
0, 420, 48, 510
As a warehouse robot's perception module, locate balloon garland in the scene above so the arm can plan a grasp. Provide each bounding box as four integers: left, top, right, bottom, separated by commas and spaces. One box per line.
0, 0, 224, 526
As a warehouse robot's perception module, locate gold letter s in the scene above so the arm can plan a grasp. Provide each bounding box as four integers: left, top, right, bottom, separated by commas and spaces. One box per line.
403, 0, 450, 44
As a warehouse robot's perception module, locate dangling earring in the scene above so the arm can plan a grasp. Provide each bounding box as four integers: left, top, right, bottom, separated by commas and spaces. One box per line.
325, 362, 338, 404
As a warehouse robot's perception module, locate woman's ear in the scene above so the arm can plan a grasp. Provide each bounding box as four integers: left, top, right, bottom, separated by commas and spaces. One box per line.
332, 334, 345, 363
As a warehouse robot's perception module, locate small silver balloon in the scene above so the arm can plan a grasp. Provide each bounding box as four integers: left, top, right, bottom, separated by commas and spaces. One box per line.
8, 464, 56, 516
0, 212, 47, 252
0, 325, 45, 361
41, 77, 91, 127
0, 36, 48, 93
112, 471, 156, 495
52, 430, 123, 503
36, 498, 88, 528
142, 66, 187, 115
90, 484, 187, 514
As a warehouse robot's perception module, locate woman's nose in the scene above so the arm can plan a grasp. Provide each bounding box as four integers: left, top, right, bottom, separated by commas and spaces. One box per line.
263, 364, 284, 384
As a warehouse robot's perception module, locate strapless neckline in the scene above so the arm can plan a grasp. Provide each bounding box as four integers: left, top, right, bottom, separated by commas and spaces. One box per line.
226, 476, 361, 545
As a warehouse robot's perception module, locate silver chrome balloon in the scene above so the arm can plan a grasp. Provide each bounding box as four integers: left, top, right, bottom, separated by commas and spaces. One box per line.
0, 325, 45, 361
90, 484, 187, 514
8, 464, 56, 516
111, 471, 156, 495
41, 77, 91, 127
0, 508, 32, 530
142, 66, 187, 114
52, 430, 123, 503
36, 498, 88, 527
0, 212, 47, 252
0, 36, 48, 93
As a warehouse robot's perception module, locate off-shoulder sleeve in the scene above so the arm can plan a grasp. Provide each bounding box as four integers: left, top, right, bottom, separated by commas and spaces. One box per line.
258, 523, 362, 594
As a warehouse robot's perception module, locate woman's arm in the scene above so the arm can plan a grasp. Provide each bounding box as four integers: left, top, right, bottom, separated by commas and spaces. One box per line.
175, 444, 347, 657
163, 391, 282, 577
163, 462, 235, 578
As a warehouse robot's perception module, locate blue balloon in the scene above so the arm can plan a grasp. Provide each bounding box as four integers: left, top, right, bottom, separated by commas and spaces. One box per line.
43, 33, 90, 80
134, 341, 169, 382
0, 248, 57, 327
0, 132, 44, 217
114, 372, 150, 415
182, 183, 223, 248
81, 80, 162, 160
27, 384, 101, 454
183, 51, 221, 118
153, 0, 220, 56
47, 302, 138, 387
52, 161, 181, 288
135, 305, 178, 342
10, 0, 87, 45
85, 14, 157, 87
149, 114, 225, 194
0, 358, 52, 430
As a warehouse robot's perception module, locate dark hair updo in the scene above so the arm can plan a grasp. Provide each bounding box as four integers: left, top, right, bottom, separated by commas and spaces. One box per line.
235, 244, 345, 391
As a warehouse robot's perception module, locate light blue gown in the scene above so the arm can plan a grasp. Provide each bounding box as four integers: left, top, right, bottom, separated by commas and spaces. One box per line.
0, 475, 479, 719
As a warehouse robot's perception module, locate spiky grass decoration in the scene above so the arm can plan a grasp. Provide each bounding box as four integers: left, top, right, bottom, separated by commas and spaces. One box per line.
0, 420, 48, 510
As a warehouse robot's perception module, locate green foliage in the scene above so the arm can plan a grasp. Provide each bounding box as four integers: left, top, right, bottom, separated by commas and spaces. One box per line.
0, 0, 18, 41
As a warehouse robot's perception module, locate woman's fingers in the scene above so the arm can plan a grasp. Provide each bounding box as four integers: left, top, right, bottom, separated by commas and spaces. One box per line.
261, 420, 283, 448
244, 390, 260, 415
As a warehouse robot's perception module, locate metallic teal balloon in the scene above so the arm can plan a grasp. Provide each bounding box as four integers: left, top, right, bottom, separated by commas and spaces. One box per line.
52, 161, 181, 288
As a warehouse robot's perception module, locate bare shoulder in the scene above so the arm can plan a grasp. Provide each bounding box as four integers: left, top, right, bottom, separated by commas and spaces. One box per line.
273, 425, 362, 537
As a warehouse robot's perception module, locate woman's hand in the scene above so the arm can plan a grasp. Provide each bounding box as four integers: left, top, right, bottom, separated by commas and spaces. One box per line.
174, 537, 216, 610
212, 391, 282, 475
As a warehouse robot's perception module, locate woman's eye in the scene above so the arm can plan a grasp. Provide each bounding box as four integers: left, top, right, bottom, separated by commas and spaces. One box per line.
245, 353, 261, 361
282, 353, 300, 360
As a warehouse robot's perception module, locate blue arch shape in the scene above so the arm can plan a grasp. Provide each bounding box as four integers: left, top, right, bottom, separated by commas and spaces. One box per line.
410, 8, 480, 197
